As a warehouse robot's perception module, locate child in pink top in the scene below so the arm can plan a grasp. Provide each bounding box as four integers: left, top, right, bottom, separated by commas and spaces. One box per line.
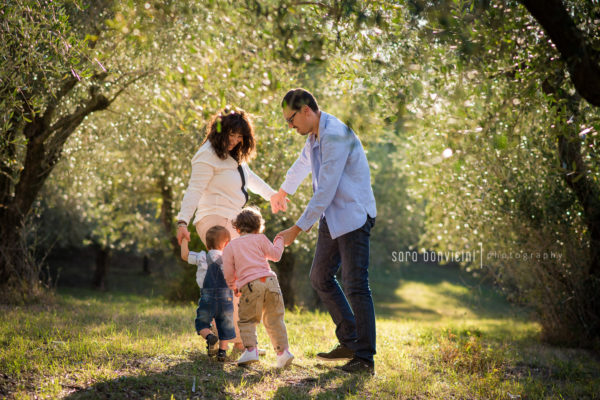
222, 207, 294, 368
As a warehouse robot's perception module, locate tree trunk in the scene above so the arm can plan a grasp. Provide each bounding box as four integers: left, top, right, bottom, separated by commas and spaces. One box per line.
158, 175, 180, 259
519, 0, 600, 107
92, 244, 111, 290
543, 79, 600, 343
547, 88, 600, 281
555, 117, 600, 343
142, 254, 151, 275
557, 135, 600, 276
0, 216, 40, 303
276, 249, 295, 310
0, 84, 110, 297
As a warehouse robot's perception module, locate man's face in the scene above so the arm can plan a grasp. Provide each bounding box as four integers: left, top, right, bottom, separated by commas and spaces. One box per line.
283, 105, 311, 135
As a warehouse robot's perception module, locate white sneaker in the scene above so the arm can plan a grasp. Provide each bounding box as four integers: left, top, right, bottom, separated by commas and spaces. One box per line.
234, 346, 265, 356
237, 348, 259, 365
276, 349, 294, 368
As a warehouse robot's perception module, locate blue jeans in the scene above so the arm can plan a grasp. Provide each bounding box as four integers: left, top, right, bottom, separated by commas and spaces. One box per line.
309, 215, 376, 362
195, 288, 236, 341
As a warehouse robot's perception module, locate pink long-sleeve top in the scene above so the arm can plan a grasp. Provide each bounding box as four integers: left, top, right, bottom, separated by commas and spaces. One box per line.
222, 233, 284, 290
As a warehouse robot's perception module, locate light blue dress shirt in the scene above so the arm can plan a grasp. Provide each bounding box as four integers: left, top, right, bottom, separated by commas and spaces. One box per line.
281, 111, 377, 239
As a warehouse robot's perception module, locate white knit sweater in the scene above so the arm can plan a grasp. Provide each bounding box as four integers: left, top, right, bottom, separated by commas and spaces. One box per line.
176, 141, 277, 225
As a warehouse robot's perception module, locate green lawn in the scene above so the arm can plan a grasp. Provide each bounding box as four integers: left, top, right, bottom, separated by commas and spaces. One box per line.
1, 262, 599, 399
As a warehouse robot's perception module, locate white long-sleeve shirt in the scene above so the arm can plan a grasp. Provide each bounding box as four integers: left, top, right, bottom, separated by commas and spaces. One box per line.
177, 141, 277, 225
189, 249, 224, 289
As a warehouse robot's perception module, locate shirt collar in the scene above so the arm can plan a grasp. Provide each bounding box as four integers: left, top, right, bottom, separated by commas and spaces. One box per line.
207, 249, 223, 258
310, 111, 328, 148
318, 110, 328, 135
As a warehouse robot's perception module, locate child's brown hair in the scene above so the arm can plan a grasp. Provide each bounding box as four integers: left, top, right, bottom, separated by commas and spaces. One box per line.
232, 207, 264, 234
205, 225, 231, 250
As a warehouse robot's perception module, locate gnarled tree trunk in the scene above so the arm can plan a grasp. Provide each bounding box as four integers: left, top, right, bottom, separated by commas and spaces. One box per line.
0, 83, 111, 300
519, 0, 600, 107
542, 78, 600, 344
92, 243, 111, 290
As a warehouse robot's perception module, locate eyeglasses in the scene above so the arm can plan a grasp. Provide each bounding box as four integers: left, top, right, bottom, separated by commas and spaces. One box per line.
285, 110, 298, 125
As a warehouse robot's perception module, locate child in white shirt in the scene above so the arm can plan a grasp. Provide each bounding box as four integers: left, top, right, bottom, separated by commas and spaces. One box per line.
181, 225, 235, 362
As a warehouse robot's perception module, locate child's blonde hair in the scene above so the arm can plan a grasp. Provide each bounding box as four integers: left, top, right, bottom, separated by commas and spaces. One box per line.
205, 225, 231, 250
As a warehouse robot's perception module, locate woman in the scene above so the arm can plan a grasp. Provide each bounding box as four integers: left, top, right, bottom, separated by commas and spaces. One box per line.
176, 107, 285, 352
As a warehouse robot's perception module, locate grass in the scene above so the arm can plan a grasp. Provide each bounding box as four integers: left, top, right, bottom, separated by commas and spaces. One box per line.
1, 261, 599, 399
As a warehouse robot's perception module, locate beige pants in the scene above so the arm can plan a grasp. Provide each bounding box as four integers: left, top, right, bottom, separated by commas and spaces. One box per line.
238, 276, 289, 352
195, 214, 242, 345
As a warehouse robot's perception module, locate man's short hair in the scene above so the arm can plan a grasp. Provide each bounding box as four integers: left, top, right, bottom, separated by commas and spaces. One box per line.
205, 225, 231, 250
281, 88, 319, 112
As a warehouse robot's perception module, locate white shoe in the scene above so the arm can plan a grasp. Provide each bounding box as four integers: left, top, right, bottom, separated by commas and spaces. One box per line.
237, 348, 259, 365
234, 346, 265, 356
276, 349, 294, 368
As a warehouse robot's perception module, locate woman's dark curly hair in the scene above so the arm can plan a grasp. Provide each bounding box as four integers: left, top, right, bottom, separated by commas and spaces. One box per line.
202, 107, 256, 163
232, 207, 264, 234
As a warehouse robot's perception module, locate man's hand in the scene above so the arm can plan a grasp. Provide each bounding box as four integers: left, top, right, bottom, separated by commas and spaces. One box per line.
276, 225, 302, 246
270, 188, 290, 214
177, 225, 191, 245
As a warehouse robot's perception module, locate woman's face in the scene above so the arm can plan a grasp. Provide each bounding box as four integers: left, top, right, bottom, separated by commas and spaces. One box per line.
227, 132, 243, 151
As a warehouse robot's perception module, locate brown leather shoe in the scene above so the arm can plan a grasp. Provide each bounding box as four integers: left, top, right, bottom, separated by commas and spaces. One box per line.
316, 343, 354, 361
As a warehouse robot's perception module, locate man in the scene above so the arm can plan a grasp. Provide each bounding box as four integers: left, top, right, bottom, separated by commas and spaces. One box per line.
273, 88, 377, 374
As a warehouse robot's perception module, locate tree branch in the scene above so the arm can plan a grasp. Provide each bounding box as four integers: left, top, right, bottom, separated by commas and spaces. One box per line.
45, 87, 110, 165
47, 85, 108, 136
41, 75, 79, 130
107, 69, 156, 105
519, 0, 600, 106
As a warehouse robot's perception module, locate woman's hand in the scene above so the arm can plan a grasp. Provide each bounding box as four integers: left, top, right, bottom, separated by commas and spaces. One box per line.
270, 189, 289, 214
177, 224, 191, 245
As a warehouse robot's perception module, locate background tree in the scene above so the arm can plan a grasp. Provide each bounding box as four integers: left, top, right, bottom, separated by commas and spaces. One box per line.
394, 0, 600, 345
0, 0, 174, 300
7, 0, 599, 347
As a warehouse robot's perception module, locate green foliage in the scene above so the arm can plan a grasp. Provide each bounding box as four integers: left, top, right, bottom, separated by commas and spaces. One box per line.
37, 0, 421, 304
7, 0, 600, 344
0, 1, 89, 125
390, 0, 600, 345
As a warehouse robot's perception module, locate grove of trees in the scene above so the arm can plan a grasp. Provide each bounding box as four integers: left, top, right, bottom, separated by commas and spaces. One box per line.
1, 0, 598, 347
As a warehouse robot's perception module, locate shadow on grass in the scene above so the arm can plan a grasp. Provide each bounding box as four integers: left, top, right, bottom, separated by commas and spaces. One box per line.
271, 367, 368, 399
62, 353, 369, 400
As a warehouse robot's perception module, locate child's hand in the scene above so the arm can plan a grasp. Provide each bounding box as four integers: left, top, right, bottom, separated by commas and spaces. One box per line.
234, 288, 241, 297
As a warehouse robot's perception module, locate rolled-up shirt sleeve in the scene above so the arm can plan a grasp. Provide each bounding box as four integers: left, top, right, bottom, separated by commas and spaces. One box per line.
243, 163, 277, 201
176, 153, 214, 225
280, 139, 312, 195
188, 250, 205, 266
190, 251, 207, 288
296, 132, 351, 231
